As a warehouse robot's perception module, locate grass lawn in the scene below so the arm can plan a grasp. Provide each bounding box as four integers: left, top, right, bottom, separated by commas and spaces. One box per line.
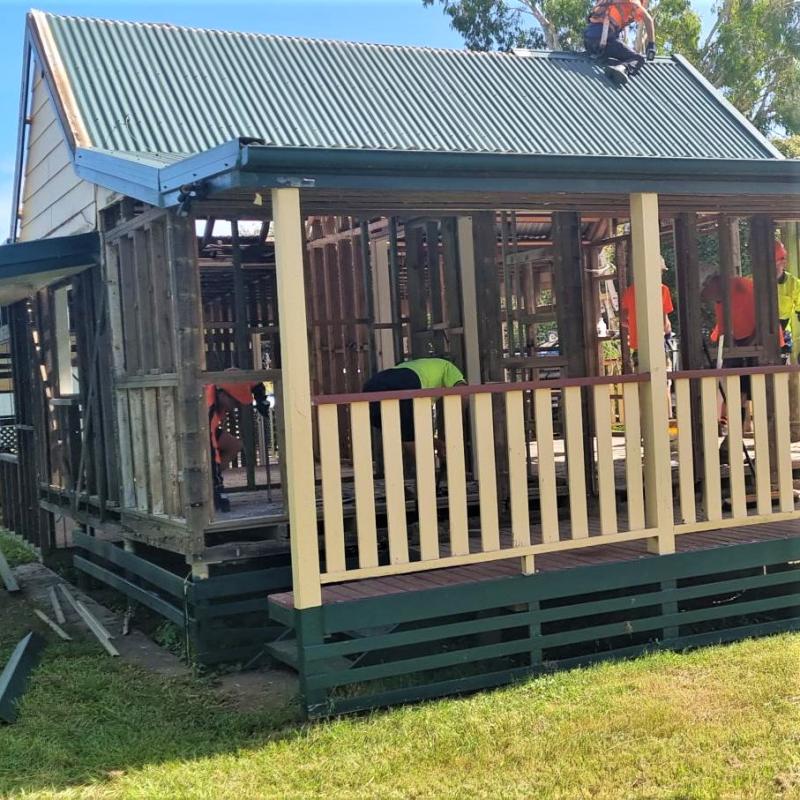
2, 532, 800, 799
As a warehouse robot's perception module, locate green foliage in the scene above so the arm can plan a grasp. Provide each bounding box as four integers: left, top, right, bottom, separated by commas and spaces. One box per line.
700, 0, 800, 133
0, 530, 38, 568
423, 0, 799, 134
773, 134, 800, 158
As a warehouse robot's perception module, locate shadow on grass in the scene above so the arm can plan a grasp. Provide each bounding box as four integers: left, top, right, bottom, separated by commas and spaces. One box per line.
0, 590, 313, 797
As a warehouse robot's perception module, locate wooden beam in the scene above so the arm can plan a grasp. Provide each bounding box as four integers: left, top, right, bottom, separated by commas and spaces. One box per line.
165, 211, 212, 532
0, 632, 45, 724
673, 212, 704, 483
630, 193, 674, 555
552, 212, 587, 378
751, 215, 781, 366
272, 188, 321, 609
0, 550, 20, 592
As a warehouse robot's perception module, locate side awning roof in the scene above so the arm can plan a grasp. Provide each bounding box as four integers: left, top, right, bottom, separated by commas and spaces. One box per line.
0, 232, 99, 305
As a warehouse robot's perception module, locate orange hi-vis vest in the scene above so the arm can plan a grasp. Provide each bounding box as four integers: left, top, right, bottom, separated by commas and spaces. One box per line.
588, 0, 645, 34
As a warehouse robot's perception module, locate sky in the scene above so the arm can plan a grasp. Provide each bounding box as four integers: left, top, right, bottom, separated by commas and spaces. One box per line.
0, 0, 717, 236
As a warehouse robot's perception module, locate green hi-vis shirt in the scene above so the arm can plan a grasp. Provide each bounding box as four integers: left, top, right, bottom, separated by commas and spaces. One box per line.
391, 358, 465, 389
777, 271, 800, 322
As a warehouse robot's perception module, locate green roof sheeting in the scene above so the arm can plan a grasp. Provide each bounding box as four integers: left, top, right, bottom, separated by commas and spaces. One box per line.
42, 12, 778, 163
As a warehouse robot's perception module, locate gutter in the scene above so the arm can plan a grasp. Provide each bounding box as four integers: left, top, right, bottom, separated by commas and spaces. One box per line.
74, 138, 800, 210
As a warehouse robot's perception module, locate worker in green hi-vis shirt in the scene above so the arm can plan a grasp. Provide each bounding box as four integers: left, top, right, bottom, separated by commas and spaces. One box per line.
362, 357, 466, 470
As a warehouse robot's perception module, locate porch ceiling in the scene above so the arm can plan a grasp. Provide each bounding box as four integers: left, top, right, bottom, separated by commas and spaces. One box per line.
0, 231, 99, 305
195, 189, 800, 220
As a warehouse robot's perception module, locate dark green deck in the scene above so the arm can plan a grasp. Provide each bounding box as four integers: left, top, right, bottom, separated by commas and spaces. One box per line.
267, 524, 800, 717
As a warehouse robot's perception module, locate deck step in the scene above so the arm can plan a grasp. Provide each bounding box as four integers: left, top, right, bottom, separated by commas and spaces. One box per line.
264, 638, 354, 672
265, 638, 300, 668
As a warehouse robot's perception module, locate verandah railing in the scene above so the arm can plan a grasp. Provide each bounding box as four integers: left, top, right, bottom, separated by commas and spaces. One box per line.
313, 374, 654, 584
670, 364, 800, 532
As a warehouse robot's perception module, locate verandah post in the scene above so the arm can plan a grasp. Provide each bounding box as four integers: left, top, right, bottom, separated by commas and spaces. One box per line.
629, 193, 675, 554
272, 188, 322, 610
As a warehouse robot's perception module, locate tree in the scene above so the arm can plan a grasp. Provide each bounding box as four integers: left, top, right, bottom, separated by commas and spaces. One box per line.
422, 0, 799, 134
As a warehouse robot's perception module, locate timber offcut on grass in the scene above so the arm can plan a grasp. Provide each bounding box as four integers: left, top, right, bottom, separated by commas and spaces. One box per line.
0, 631, 45, 723
0, 550, 20, 593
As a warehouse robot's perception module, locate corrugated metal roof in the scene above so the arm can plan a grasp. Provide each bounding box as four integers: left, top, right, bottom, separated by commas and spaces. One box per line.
39, 12, 777, 162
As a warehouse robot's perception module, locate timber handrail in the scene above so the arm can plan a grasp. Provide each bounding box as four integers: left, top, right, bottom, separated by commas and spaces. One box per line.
669, 364, 800, 380
313, 372, 650, 406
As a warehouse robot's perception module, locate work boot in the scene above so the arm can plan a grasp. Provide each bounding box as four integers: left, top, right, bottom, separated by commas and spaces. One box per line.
605, 64, 629, 85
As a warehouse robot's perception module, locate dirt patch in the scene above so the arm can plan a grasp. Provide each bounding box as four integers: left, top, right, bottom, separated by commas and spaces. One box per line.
216, 668, 299, 712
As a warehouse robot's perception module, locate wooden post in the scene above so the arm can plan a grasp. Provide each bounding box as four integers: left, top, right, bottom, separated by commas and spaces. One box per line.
230, 220, 256, 489
630, 193, 674, 554
751, 216, 781, 365
551, 212, 587, 378
674, 213, 704, 484
165, 211, 211, 545
272, 188, 321, 610
388, 217, 404, 361
750, 216, 781, 484
405, 225, 428, 358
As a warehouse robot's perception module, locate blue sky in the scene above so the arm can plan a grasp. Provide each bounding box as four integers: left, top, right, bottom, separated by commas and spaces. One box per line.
0, 0, 716, 233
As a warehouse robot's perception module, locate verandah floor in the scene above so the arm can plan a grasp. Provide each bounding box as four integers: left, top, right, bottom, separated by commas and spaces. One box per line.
269, 519, 800, 610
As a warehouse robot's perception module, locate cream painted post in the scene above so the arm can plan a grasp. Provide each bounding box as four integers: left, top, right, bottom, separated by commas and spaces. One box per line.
272, 188, 321, 609
630, 193, 675, 554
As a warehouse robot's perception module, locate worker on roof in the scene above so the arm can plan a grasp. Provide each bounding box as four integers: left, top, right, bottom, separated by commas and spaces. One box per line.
362, 357, 466, 474
774, 240, 800, 361
584, 0, 656, 84
207, 381, 270, 512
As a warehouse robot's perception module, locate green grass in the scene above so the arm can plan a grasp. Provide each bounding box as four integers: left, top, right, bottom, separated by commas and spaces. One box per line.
0, 529, 39, 567
2, 535, 800, 799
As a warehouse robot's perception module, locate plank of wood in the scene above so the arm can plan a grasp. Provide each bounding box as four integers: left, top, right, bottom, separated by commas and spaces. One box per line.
33, 609, 72, 641
318, 404, 346, 574
724, 374, 747, 520
0, 632, 46, 724
505, 391, 531, 548
473, 393, 500, 552
751, 373, 772, 516
772, 372, 794, 513
350, 401, 379, 569
0, 550, 20, 593
674, 378, 696, 524
534, 388, 559, 543
564, 386, 588, 538
380, 399, 409, 565
48, 585, 65, 624
441, 394, 468, 557
413, 397, 439, 561
622, 382, 645, 532
592, 383, 618, 535
58, 585, 119, 656
700, 376, 722, 522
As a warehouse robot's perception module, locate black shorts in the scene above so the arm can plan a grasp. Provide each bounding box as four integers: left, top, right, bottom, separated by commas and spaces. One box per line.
362, 368, 421, 442
723, 346, 756, 400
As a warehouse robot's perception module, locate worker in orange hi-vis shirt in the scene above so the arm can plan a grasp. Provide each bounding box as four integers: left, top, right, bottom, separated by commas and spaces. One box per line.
619, 257, 674, 361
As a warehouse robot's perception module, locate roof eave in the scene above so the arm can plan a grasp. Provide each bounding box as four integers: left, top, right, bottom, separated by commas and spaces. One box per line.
71, 141, 800, 209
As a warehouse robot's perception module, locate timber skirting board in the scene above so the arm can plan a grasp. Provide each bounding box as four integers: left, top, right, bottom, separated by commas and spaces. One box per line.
269, 535, 800, 717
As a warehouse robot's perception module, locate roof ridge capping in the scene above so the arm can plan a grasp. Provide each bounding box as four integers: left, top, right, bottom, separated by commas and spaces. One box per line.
35, 8, 552, 58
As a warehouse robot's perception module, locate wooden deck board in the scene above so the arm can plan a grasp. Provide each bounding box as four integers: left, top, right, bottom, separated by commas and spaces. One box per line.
269, 520, 800, 609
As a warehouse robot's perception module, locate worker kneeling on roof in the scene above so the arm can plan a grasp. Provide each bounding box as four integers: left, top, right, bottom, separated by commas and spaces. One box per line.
584, 0, 656, 84
207, 381, 270, 512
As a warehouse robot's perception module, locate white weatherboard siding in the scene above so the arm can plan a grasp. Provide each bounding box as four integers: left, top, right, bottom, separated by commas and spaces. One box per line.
19, 63, 96, 242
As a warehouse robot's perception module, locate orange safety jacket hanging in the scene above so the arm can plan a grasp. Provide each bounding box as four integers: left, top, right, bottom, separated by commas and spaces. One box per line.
206, 385, 225, 465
